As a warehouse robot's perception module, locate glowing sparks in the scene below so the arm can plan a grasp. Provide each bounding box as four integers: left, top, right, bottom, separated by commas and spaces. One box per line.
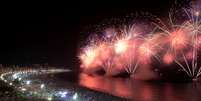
114, 39, 129, 54
163, 53, 174, 65
139, 43, 153, 59
169, 29, 189, 50
80, 47, 99, 68
195, 11, 200, 17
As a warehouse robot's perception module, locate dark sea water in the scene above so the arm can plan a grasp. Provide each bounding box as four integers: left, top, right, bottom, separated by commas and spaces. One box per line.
49, 72, 201, 101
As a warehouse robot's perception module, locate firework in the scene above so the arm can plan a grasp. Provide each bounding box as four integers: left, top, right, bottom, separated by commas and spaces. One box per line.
163, 53, 175, 65
114, 39, 129, 54
169, 29, 190, 51
78, 2, 201, 80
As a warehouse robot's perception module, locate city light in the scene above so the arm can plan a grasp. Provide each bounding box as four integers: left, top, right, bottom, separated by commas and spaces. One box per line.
26, 80, 31, 85
0, 68, 75, 101
58, 91, 68, 98
12, 74, 18, 79
21, 88, 26, 91
40, 84, 45, 89
18, 77, 22, 81
47, 96, 52, 101
73, 93, 78, 100
9, 82, 12, 86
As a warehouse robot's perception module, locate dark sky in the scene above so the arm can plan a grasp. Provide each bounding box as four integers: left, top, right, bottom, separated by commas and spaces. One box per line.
1, 0, 189, 68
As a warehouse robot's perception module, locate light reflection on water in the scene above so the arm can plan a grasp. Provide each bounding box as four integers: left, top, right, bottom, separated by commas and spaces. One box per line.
79, 73, 201, 101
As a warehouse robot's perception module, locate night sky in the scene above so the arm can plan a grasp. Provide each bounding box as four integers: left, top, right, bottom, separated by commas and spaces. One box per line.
1, 0, 189, 68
